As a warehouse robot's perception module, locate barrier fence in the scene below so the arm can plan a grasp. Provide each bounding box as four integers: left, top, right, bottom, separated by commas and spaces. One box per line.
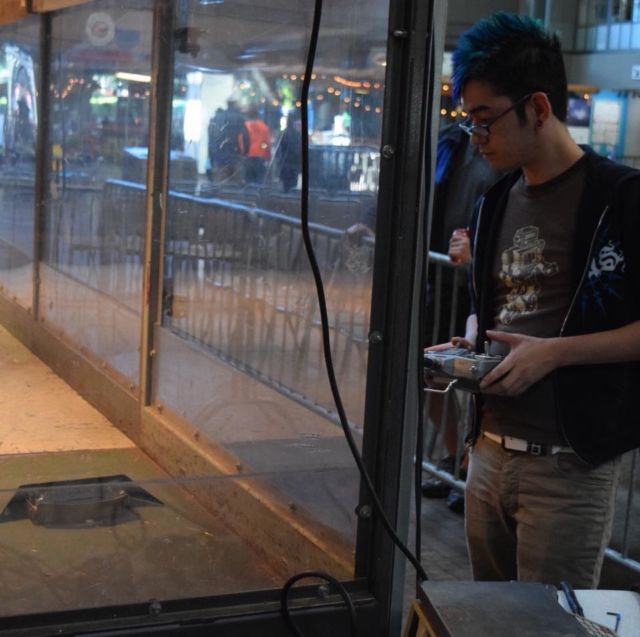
619, 155, 640, 170
100, 179, 372, 422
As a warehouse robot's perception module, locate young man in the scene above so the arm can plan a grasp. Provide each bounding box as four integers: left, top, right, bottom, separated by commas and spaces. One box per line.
450, 12, 640, 588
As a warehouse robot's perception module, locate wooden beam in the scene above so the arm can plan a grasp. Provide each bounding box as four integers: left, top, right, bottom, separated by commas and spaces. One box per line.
30, 0, 92, 11
0, 0, 92, 25
0, 0, 28, 26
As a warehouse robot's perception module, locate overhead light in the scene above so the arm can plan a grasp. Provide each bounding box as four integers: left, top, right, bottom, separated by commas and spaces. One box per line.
115, 72, 151, 83
90, 96, 118, 105
199, 0, 224, 4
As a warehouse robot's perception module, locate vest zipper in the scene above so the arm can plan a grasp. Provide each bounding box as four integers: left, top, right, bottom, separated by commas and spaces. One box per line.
471, 195, 485, 304
559, 204, 609, 337
470, 196, 485, 444
554, 204, 609, 463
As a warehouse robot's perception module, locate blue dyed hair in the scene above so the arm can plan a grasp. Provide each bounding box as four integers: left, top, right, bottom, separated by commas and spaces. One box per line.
452, 12, 567, 122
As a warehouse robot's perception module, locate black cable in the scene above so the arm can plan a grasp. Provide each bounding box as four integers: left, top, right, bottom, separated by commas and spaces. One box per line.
280, 571, 358, 637
297, 0, 427, 585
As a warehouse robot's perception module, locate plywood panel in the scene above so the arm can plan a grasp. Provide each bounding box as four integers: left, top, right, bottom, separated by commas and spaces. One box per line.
0, 0, 28, 26
0, 325, 134, 454
31, 0, 91, 11
0, 0, 91, 25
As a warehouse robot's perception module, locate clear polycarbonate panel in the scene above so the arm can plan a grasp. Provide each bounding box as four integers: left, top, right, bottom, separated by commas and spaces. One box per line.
0, 317, 358, 616
0, 458, 358, 617
0, 0, 394, 621
153, 0, 388, 563
0, 18, 40, 310
39, 1, 153, 384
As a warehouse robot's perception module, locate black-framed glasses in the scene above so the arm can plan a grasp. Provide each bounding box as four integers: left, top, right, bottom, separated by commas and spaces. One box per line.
458, 93, 532, 138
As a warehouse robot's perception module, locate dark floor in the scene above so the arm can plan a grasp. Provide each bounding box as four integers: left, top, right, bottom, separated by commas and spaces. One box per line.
406, 479, 640, 597
417, 496, 472, 581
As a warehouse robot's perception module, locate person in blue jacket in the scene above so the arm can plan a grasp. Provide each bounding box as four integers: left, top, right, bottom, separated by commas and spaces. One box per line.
449, 12, 640, 588
421, 122, 500, 513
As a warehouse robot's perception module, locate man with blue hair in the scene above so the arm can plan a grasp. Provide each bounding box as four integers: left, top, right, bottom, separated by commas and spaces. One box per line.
449, 11, 640, 588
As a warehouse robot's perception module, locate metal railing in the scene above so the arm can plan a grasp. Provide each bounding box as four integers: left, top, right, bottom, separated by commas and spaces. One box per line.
619, 156, 640, 169
165, 190, 374, 424
99, 180, 374, 425
573, 18, 640, 52
421, 253, 471, 493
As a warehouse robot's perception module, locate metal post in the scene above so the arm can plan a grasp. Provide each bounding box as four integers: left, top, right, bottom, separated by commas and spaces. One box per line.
32, 12, 51, 319
139, 0, 176, 404
355, 0, 447, 634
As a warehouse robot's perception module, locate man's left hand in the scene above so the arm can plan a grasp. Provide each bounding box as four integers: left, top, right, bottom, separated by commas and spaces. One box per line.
479, 329, 559, 396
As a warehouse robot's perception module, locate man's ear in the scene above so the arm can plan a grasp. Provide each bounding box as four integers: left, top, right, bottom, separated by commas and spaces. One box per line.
530, 91, 552, 122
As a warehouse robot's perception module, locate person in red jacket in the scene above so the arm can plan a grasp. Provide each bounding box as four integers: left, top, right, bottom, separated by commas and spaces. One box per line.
243, 106, 272, 183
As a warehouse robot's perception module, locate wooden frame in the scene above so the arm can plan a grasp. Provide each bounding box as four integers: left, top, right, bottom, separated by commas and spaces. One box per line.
0, 0, 91, 26
0, 1, 28, 26
31, 0, 92, 11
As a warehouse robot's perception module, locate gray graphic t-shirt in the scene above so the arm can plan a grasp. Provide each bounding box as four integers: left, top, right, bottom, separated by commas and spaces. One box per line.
482, 155, 587, 445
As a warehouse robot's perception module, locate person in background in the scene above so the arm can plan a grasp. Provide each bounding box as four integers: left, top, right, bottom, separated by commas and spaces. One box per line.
244, 106, 272, 183
421, 123, 499, 513
276, 112, 302, 193
450, 11, 640, 587
208, 100, 250, 184
448, 227, 472, 266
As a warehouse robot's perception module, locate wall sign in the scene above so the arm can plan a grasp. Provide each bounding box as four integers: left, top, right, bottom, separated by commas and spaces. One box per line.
86, 12, 115, 47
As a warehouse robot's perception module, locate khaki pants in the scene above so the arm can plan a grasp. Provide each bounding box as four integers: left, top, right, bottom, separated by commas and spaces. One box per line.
465, 434, 621, 588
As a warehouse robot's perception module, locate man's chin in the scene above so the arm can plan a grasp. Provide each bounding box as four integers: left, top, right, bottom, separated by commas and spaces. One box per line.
481, 154, 513, 171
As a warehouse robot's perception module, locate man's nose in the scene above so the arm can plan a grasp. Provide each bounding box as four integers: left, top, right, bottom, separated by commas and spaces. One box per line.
469, 132, 486, 147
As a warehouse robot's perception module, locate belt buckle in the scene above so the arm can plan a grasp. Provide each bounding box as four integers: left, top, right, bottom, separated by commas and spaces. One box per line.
527, 442, 545, 456
502, 436, 527, 453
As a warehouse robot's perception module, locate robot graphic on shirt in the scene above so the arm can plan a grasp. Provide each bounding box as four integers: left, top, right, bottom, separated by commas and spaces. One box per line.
497, 225, 559, 325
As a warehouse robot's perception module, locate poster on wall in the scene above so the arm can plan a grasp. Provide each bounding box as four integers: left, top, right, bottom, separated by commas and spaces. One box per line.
4, 45, 37, 163
566, 95, 591, 145
590, 91, 627, 159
